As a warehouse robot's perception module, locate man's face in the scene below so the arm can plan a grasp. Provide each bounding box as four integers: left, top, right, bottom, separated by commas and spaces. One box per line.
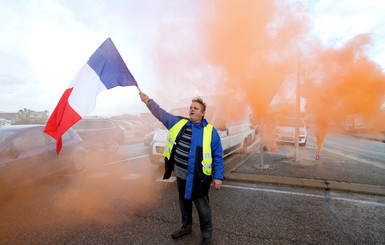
189, 102, 205, 123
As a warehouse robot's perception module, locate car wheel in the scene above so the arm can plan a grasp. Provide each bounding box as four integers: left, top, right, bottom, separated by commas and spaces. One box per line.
71, 152, 86, 172
247, 135, 252, 146
105, 140, 120, 153
149, 153, 163, 165
239, 139, 248, 154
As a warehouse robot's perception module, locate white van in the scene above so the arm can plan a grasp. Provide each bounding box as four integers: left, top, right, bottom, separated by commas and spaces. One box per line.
147, 97, 256, 164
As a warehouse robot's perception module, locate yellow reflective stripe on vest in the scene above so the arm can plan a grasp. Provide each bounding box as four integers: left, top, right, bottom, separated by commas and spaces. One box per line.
163, 119, 188, 159
202, 124, 213, 176
163, 119, 213, 176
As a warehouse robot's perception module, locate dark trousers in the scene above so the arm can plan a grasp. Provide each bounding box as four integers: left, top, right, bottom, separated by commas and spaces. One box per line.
177, 177, 213, 238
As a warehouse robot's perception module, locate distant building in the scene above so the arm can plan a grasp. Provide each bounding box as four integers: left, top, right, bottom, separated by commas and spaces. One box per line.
0, 111, 20, 122
342, 114, 374, 133
0, 109, 49, 125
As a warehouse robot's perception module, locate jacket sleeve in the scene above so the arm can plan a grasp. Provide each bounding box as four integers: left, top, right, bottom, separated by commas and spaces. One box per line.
211, 128, 224, 180
147, 99, 180, 130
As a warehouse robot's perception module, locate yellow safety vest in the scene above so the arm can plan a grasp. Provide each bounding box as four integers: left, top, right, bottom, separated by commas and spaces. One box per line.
163, 119, 213, 176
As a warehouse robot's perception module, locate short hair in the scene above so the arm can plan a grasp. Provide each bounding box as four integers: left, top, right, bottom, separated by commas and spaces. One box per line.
192, 97, 206, 113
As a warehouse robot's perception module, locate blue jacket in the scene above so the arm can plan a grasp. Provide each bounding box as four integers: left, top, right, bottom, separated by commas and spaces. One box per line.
147, 99, 224, 199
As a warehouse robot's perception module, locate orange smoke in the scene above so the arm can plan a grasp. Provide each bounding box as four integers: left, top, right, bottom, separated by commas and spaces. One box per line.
49, 153, 163, 224
196, 0, 312, 145
202, 1, 309, 119
302, 34, 385, 152
199, 1, 385, 150
149, 1, 385, 149
314, 114, 329, 154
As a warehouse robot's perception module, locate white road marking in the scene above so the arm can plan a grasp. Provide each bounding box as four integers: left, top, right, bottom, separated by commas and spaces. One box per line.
324, 137, 385, 157
222, 184, 385, 207
323, 147, 385, 169
104, 154, 149, 166
308, 137, 385, 169
121, 173, 142, 180
88, 172, 112, 178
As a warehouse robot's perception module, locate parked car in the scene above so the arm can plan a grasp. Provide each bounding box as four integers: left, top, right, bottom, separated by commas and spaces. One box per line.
0, 118, 12, 127
147, 97, 256, 164
113, 120, 144, 144
143, 130, 157, 146
0, 125, 85, 197
71, 118, 124, 153
274, 117, 307, 146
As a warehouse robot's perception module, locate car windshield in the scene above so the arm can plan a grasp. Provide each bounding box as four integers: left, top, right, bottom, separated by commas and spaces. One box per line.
0, 129, 20, 145
277, 118, 304, 127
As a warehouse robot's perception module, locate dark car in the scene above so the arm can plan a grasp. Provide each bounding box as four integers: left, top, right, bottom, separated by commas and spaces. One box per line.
0, 125, 86, 197
71, 118, 124, 153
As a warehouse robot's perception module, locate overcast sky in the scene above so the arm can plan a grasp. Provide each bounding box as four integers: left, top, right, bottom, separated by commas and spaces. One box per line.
1, 0, 384, 117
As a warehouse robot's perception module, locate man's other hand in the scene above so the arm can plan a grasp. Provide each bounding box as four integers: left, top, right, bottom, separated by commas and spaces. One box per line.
213, 179, 222, 190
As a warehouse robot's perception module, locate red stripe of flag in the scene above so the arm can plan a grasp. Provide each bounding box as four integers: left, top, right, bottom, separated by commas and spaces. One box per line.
44, 88, 82, 154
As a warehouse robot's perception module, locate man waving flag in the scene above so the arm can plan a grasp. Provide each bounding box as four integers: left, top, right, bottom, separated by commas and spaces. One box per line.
44, 38, 138, 154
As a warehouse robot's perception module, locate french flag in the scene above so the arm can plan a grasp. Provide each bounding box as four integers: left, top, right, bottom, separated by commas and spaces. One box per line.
44, 38, 137, 154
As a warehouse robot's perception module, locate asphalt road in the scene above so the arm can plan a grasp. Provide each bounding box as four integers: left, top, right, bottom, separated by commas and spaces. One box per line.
226, 130, 385, 195
0, 142, 384, 244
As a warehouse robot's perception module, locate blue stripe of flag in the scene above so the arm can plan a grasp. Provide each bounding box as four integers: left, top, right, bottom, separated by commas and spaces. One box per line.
87, 38, 137, 89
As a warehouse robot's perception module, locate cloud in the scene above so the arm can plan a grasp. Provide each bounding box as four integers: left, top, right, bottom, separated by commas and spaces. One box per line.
312, 0, 385, 66
0, 0, 97, 112
0, 0, 384, 121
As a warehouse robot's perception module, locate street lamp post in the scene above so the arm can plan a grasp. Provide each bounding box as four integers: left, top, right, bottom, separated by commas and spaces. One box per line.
295, 49, 302, 163
255, 119, 269, 169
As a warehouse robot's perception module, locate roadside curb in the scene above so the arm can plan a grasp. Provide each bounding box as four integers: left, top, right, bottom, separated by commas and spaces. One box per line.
224, 172, 385, 197
327, 180, 385, 196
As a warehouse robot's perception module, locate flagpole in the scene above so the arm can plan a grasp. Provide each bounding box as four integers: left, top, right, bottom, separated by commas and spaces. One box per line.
136, 85, 143, 93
